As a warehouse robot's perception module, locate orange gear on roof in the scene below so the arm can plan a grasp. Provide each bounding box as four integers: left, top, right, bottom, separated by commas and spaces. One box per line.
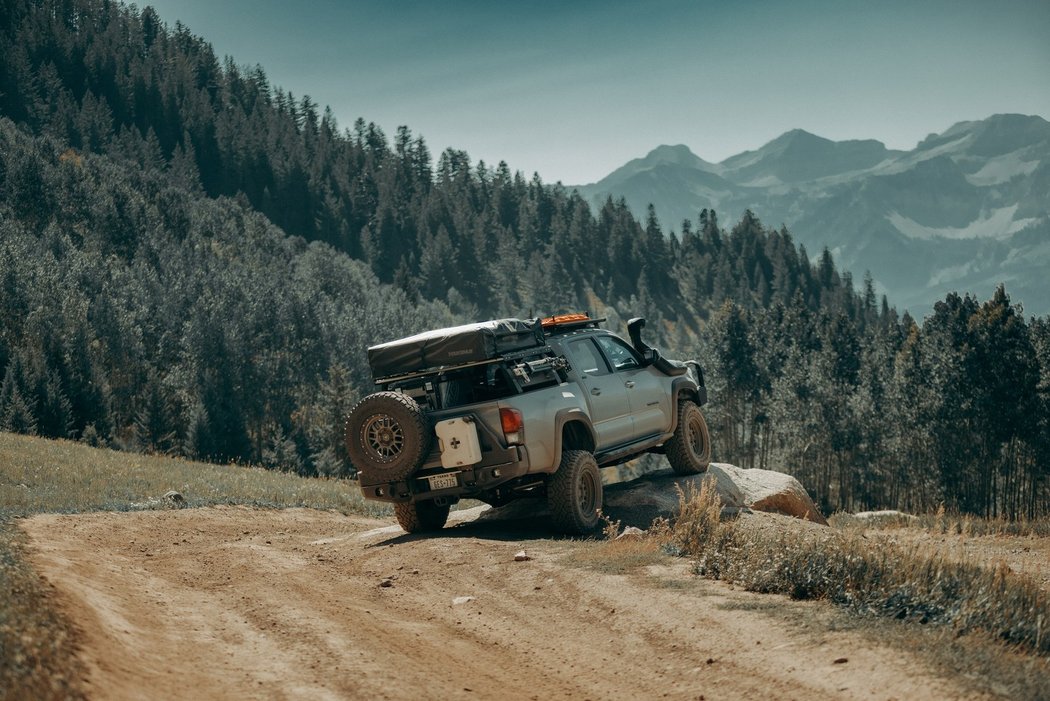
541, 313, 590, 327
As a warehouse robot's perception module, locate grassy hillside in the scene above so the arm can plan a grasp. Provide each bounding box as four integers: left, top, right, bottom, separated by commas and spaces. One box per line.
0, 431, 382, 518
0, 431, 380, 700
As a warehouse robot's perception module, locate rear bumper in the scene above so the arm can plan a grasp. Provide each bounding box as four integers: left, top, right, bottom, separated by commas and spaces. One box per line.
358, 445, 532, 504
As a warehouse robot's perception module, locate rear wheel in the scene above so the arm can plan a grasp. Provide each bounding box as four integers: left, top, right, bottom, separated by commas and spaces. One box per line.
394, 500, 450, 533
665, 400, 711, 475
548, 450, 602, 534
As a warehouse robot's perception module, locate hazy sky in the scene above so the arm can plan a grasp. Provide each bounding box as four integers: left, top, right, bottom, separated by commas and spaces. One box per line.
145, 0, 1050, 185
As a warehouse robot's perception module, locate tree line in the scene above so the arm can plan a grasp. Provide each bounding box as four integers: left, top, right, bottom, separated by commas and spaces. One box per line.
0, 0, 1047, 517
701, 280, 1049, 519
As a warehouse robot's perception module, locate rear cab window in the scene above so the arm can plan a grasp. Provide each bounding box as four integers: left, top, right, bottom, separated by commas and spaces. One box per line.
567, 338, 611, 376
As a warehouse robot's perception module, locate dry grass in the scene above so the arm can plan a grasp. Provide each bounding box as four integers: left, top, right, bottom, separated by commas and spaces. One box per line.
0, 431, 383, 701
831, 509, 1050, 538
562, 536, 669, 575
668, 485, 1050, 656
559, 512, 670, 574
659, 485, 1050, 699
0, 524, 86, 701
0, 432, 385, 518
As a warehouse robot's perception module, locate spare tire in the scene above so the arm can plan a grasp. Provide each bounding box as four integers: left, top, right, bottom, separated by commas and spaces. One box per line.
345, 391, 432, 482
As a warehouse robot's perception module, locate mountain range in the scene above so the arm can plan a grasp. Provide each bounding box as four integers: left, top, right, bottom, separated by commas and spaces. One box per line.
574, 114, 1050, 316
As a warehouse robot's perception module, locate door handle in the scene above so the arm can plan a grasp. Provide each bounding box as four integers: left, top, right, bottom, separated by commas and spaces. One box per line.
625, 381, 636, 388
590, 388, 601, 396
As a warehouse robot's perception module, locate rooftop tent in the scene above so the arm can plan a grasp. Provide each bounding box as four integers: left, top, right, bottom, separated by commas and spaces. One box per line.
367, 318, 545, 378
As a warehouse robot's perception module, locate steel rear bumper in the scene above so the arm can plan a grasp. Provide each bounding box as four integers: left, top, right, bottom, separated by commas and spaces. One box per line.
358, 445, 532, 503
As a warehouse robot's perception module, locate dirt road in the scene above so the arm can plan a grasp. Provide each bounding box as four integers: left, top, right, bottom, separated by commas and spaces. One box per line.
22, 506, 977, 700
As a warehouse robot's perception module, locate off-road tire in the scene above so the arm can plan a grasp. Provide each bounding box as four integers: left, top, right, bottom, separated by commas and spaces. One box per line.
665, 399, 711, 475
345, 391, 432, 482
394, 500, 450, 533
548, 450, 602, 534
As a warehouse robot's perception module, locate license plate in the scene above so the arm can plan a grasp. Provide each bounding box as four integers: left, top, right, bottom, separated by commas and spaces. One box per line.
428, 472, 459, 491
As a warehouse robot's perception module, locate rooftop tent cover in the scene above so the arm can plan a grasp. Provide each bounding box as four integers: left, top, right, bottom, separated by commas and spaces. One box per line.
367, 318, 545, 378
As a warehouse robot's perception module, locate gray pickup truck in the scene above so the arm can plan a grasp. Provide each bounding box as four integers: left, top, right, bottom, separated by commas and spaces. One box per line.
344, 314, 710, 534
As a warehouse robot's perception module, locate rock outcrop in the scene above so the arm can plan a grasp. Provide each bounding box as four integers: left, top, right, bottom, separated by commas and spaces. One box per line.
473, 462, 827, 530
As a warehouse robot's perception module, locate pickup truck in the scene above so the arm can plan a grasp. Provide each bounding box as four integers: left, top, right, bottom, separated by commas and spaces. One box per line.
344, 314, 710, 534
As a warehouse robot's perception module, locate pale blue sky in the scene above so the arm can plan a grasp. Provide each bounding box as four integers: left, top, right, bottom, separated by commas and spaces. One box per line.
145, 0, 1050, 184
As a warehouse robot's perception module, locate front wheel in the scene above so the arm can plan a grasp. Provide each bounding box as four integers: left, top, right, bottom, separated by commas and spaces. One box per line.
394, 500, 450, 533
548, 450, 602, 534
665, 400, 711, 475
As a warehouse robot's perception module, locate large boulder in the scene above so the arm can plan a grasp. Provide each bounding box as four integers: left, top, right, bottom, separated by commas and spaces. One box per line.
472, 462, 827, 530
602, 463, 826, 527
708, 463, 828, 525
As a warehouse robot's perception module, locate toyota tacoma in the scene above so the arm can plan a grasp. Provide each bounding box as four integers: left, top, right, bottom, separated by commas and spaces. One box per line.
344, 314, 710, 534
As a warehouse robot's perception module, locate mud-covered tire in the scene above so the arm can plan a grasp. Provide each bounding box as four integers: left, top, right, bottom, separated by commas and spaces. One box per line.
394, 500, 450, 533
548, 450, 602, 535
665, 400, 711, 475
345, 391, 432, 482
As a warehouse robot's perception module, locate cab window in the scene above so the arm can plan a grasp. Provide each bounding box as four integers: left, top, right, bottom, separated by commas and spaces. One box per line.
568, 339, 610, 376
594, 336, 641, 371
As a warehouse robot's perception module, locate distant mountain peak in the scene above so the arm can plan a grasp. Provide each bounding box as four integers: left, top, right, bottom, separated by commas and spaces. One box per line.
642, 144, 711, 169
773, 128, 829, 145
761, 128, 894, 158
945, 113, 1050, 133
919, 113, 1050, 154
714, 128, 894, 184
578, 142, 717, 187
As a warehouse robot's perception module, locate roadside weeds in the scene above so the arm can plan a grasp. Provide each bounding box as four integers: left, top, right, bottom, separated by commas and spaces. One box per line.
573, 481, 1050, 700
0, 521, 86, 701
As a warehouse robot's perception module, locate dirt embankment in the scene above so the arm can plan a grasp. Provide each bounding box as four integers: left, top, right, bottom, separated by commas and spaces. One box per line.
22, 506, 978, 700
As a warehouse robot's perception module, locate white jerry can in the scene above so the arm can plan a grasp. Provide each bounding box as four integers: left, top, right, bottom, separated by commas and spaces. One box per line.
435, 417, 483, 468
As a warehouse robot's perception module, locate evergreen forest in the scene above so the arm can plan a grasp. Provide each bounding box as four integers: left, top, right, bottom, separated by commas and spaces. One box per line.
1, 0, 1047, 517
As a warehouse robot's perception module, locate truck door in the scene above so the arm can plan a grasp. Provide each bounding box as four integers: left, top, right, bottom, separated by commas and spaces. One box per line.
593, 335, 671, 438
566, 338, 635, 448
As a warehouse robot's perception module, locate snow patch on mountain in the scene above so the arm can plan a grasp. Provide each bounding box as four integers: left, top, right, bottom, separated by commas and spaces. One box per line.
965, 151, 1041, 185
887, 205, 1036, 241
738, 175, 784, 187
927, 260, 976, 288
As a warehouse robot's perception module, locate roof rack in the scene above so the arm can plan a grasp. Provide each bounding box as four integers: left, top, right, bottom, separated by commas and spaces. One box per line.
541, 313, 606, 335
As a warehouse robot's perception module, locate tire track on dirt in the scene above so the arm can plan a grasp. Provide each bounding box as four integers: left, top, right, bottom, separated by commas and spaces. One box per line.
22, 506, 977, 700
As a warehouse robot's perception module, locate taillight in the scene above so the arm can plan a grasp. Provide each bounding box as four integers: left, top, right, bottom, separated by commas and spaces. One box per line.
499, 407, 524, 445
